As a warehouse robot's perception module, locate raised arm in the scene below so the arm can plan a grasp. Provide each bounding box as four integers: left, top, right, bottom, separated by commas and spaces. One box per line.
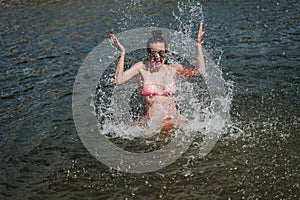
195, 22, 205, 74
176, 22, 206, 77
109, 34, 141, 85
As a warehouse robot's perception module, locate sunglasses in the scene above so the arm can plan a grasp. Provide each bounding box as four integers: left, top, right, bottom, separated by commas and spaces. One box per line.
147, 49, 168, 57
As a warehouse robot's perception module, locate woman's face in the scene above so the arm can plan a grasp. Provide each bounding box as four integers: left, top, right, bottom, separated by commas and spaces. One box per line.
148, 42, 166, 67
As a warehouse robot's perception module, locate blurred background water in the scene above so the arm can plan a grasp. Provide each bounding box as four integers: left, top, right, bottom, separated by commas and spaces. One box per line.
0, 0, 299, 199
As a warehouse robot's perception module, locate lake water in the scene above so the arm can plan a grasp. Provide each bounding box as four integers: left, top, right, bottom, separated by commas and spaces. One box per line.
1, 0, 299, 199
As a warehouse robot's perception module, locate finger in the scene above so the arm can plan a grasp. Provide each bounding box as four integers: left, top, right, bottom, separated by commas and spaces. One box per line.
109, 34, 118, 42
110, 36, 118, 45
198, 22, 203, 38
114, 38, 120, 46
199, 22, 203, 33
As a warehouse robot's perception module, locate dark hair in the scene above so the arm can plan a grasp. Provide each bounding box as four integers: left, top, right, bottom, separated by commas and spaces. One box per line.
147, 30, 166, 48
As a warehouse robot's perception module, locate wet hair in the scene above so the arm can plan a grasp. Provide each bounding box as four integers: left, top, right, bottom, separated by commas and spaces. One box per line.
146, 30, 166, 49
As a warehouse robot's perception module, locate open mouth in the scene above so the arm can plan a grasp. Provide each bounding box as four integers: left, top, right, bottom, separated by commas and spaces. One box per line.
154, 58, 163, 65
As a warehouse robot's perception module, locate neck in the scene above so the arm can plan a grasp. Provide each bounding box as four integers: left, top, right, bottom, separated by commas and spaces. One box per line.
148, 62, 162, 72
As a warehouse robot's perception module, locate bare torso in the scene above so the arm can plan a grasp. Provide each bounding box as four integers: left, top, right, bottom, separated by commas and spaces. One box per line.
137, 62, 181, 131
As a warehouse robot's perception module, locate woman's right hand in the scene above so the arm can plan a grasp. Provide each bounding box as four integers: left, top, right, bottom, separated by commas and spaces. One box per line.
109, 34, 125, 53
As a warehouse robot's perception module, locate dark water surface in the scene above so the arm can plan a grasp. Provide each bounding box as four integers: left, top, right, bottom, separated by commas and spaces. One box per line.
1, 0, 299, 199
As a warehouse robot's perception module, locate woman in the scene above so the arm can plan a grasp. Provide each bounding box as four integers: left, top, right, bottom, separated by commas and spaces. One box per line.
109, 22, 205, 133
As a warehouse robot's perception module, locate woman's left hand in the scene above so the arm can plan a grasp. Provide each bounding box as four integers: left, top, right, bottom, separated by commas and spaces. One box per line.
196, 22, 204, 44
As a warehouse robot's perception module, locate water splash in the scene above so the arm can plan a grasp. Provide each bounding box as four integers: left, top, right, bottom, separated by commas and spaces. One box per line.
94, 1, 235, 157
172, 1, 204, 36
169, 1, 234, 138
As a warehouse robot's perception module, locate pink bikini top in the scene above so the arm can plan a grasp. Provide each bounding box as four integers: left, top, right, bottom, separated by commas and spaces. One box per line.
141, 83, 176, 96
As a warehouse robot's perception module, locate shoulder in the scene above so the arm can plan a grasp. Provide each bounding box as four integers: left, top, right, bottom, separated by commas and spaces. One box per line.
169, 63, 184, 71
129, 61, 145, 72
131, 61, 145, 69
169, 63, 193, 76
